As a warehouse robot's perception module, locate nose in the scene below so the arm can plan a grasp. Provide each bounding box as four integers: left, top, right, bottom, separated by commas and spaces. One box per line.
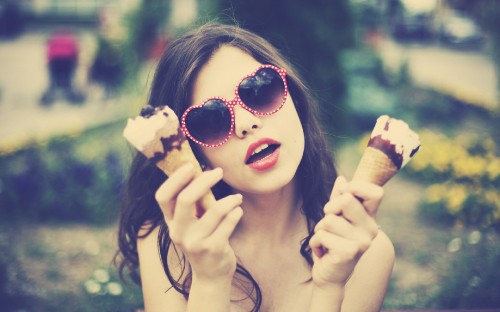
234, 105, 262, 138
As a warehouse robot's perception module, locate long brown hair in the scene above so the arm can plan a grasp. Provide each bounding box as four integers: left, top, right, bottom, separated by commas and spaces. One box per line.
116, 23, 337, 311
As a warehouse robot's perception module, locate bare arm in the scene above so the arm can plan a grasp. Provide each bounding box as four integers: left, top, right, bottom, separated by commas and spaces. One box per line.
138, 225, 235, 312
343, 230, 394, 311
308, 231, 394, 312
308, 177, 394, 312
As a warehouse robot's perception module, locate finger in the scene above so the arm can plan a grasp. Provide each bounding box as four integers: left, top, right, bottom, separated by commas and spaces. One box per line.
155, 163, 196, 221
330, 176, 348, 200
315, 214, 353, 236
323, 200, 341, 215
196, 194, 243, 237
335, 193, 372, 225
316, 213, 378, 247
339, 181, 384, 217
208, 206, 244, 243
310, 230, 360, 262
174, 168, 224, 224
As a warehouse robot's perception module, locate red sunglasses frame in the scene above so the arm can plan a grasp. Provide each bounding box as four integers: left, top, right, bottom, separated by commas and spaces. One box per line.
181, 64, 288, 148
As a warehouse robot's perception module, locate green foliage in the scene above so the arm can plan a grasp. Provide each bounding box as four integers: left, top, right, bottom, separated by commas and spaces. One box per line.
430, 229, 500, 309
0, 122, 129, 225
126, 0, 171, 62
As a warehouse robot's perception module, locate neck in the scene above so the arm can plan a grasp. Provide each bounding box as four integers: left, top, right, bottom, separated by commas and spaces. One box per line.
232, 179, 306, 245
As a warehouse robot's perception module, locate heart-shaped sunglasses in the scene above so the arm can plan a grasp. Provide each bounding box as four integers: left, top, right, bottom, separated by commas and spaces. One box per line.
181, 65, 288, 147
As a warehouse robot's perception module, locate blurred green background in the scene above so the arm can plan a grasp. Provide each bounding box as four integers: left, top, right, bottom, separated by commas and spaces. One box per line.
0, 0, 499, 311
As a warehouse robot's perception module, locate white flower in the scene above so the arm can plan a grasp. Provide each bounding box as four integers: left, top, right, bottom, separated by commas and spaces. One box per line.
469, 276, 481, 288
106, 282, 123, 296
84, 279, 102, 294
94, 269, 110, 283
447, 237, 462, 253
468, 230, 481, 245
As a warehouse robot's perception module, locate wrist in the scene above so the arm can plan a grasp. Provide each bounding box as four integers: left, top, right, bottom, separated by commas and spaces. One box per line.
313, 281, 345, 296
188, 275, 233, 312
192, 272, 233, 290
309, 283, 345, 312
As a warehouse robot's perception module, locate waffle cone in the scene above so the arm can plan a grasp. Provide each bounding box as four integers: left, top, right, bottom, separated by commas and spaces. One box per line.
156, 140, 216, 216
352, 147, 399, 186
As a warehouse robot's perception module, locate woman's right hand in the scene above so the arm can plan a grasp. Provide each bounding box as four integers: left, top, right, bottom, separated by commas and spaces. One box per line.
155, 163, 243, 284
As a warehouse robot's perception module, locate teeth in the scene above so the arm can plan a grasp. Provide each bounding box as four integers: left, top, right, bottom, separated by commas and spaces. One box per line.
252, 144, 270, 156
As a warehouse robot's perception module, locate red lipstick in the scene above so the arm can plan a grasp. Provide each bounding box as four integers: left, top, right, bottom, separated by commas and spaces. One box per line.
245, 138, 281, 171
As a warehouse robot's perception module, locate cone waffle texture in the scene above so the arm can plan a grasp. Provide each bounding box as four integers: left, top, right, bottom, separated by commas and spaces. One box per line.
156, 140, 216, 213
352, 146, 399, 186
155, 140, 202, 175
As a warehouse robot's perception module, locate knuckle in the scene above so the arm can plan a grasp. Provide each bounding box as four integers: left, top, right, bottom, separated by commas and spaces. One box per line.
183, 238, 202, 254
357, 236, 372, 252
210, 205, 227, 219
176, 192, 193, 207
314, 220, 326, 233
323, 201, 335, 213
338, 193, 354, 208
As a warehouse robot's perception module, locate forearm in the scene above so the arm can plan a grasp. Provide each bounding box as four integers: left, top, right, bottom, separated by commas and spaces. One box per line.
186, 277, 232, 312
308, 283, 345, 312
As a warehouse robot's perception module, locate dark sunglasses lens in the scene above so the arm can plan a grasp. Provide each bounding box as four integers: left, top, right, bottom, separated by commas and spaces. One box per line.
185, 99, 231, 145
238, 68, 285, 113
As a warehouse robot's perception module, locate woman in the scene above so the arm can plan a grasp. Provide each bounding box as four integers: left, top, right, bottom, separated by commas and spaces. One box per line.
116, 23, 394, 312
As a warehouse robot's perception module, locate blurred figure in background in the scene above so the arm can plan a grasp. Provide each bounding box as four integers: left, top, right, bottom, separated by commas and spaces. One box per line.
40, 29, 85, 105
89, 36, 124, 99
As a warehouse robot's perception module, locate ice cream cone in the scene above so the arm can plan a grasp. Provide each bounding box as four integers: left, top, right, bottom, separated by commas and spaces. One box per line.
352, 146, 399, 186
352, 115, 420, 186
123, 105, 216, 216
156, 138, 216, 215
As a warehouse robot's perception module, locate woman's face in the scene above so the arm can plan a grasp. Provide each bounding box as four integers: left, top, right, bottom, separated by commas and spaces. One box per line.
191, 46, 305, 195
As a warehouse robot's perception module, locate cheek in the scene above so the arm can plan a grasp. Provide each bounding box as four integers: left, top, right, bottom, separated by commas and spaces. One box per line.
281, 101, 304, 140
200, 146, 234, 169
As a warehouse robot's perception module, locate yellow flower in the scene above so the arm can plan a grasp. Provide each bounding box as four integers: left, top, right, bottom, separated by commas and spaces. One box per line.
483, 189, 500, 207
431, 150, 449, 172
482, 138, 496, 155
486, 158, 500, 181
451, 156, 487, 179
445, 184, 468, 213
425, 184, 446, 203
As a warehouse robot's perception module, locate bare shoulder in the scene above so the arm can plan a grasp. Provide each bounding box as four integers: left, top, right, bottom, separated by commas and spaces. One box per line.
137, 224, 188, 312
342, 230, 395, 312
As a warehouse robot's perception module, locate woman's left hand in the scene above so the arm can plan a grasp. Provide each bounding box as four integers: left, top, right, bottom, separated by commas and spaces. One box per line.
309, 176, 383, 288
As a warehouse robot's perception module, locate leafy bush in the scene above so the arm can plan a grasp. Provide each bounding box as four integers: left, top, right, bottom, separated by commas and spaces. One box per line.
430, 229, 500, 309
407, 130, 500, 228
0, 121, 129, 224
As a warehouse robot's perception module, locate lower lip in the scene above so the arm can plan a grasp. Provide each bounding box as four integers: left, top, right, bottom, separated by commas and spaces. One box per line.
247, 146, 281, 171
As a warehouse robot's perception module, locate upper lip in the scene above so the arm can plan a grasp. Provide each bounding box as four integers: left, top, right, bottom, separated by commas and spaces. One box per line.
245, 138, 281, 163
